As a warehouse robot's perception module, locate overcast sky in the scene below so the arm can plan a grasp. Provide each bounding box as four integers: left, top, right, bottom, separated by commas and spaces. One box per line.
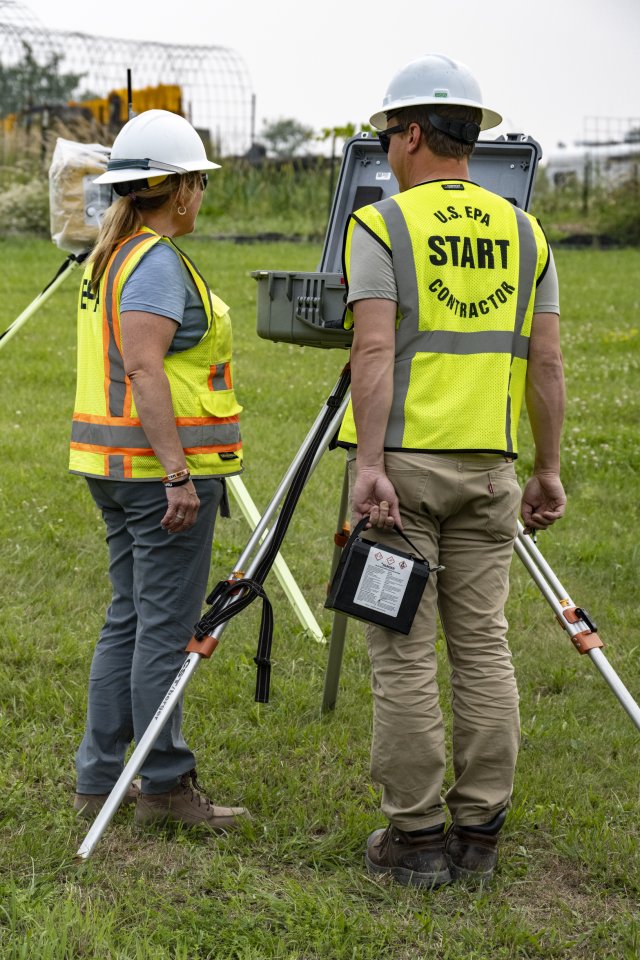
15, 0, 640, 159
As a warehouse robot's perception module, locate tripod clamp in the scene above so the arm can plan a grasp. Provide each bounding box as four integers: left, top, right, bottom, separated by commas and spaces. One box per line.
561, 605, 604, 654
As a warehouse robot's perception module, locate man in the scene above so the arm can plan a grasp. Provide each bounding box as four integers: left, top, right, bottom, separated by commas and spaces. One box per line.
338, 54, 566, 888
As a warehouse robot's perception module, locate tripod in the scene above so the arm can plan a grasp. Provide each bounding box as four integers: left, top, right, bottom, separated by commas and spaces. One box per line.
77, 362, 640, 860
76, 366, 352, 860
321, 476, 640, 729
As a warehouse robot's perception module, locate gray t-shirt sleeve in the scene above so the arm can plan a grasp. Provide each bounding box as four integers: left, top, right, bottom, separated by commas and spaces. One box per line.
347, 222, 560, 314
347, 223, 397, 305
120, 242, 187, 324
534, 247, 560, 314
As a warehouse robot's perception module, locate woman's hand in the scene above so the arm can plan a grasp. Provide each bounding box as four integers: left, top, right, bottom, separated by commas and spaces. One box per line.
161, 480, 200, 533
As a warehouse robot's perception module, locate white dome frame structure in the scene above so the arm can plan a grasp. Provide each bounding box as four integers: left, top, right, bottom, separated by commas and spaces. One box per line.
0, 0, 253, 155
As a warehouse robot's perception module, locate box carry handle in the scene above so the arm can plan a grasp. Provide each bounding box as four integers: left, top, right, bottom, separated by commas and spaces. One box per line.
346, 515, 432, 566
295, 275, 346, 331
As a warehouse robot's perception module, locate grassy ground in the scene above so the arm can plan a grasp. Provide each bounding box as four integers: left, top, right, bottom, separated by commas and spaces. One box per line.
0, 236, 639, 959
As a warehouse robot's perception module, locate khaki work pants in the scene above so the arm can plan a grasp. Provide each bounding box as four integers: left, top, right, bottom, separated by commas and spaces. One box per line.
348, 451, 522, 830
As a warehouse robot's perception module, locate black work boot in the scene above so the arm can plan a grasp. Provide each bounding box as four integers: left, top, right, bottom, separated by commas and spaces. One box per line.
444, 808, 507, 884
365, 823, 451, 889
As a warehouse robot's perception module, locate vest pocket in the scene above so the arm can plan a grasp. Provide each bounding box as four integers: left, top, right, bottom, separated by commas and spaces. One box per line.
198, 389, 243, 419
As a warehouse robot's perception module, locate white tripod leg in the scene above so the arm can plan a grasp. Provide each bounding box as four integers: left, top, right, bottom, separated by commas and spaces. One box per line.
227, 475, 324, 643
515, 522, 640, 731
76, 380, 351, 860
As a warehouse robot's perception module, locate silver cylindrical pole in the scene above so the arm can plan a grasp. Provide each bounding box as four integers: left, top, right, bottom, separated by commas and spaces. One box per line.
513, 536, 567, 614
514, 529, 640, 733
76, 653, 201, 860
235, 380, 350, 562
516, 521, 567, 599
76, 383, 351, 859
228, 476, 324, 642
588, 648, 640, 731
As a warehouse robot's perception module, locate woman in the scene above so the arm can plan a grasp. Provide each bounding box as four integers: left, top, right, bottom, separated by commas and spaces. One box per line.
70, 109, 248, 831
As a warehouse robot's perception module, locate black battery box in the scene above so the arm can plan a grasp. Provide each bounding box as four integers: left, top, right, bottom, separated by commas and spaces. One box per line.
325, 517, 440, 634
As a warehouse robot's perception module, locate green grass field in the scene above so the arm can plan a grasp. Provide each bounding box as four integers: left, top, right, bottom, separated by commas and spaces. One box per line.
1, 236, 639, 959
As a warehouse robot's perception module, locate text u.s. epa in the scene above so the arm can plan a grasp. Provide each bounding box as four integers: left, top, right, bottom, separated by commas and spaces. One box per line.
433, 205, 491, 226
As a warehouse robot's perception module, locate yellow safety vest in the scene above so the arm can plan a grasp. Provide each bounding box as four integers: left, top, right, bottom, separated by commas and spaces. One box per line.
338, 180, 550, 457
69, 228, 243, 480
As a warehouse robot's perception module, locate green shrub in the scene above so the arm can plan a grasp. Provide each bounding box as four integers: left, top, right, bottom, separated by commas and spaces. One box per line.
2, 122, 639, 246
198, 158, 332, 238
594, 175, 640, 245
0, 177, 50, 235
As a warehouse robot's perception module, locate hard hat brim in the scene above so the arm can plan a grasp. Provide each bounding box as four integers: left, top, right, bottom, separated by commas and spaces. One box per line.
370, 101, 503, 132
93, 158, 221, 185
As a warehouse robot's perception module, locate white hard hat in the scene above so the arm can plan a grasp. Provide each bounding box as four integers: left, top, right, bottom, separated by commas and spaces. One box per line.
94, 109, 220, 185
370, 54, 502, 131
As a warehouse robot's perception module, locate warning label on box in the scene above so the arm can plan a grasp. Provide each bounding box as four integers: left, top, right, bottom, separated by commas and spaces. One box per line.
353, 547, 414, 618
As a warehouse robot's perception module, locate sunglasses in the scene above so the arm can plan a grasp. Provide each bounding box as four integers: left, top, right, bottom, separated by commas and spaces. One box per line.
377, 123, 406, 154
200, 173, 209, 190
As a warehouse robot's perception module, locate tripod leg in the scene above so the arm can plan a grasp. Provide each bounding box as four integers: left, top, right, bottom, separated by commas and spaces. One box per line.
227, 475, 324, 642
76, 651, 202, 860
321, 614, 350, 714
514, 523, 640, 732
76, 375, 352, 860
0, 255, 84, 351
321, 463, 351, 713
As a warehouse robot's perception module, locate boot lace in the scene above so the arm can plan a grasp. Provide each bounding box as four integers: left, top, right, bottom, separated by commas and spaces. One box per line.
180, 769, 214, 811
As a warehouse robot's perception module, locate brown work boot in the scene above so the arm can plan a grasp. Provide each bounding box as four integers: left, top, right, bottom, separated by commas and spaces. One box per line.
134, 769, 249, 833
73, 779, 141, 819
444, 809, 507, 884
365, 824, 451, 889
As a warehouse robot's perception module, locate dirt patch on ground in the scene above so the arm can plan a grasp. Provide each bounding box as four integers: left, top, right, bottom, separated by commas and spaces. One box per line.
504, 853, 637, 957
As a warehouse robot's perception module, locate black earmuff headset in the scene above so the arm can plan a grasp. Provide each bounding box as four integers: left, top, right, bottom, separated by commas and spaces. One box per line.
427, 109, 481, 145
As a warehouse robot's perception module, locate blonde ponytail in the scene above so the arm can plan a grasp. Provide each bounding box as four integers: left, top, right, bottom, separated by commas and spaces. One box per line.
90, 198, 142, 291
89, 172, 201, 292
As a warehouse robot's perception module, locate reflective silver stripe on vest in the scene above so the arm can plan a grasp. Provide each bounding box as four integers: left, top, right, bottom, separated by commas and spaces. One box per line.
108, 455, 125, 479
372, 196, 539, 448
103, 234, 153, 417
374, 199, 414, 445
210, 363, 228, 390
405, 328, 530, 358
72, 420, 240, 449
504, 206, 539, 452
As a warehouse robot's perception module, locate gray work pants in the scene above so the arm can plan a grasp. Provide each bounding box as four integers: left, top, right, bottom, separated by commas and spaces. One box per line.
76, 477, 223, 795
348, 451, 521, 830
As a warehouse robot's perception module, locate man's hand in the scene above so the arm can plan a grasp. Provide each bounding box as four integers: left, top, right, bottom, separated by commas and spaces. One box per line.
352, 466, 402, 529
521, 472, 566, 534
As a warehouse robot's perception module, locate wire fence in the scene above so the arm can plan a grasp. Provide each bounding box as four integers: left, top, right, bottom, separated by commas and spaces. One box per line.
0, 0, 253, 155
